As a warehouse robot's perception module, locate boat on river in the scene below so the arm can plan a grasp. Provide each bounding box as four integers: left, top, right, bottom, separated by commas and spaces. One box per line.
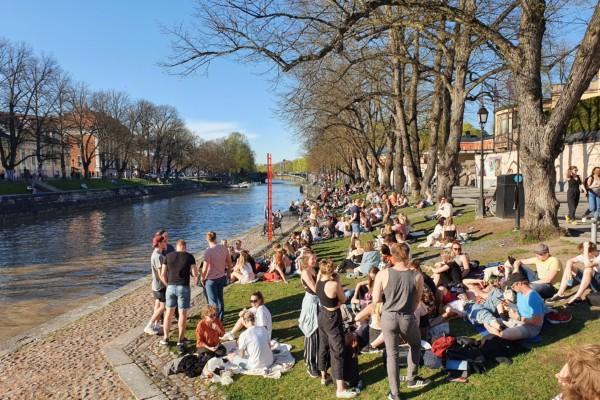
227, 182, 250, 188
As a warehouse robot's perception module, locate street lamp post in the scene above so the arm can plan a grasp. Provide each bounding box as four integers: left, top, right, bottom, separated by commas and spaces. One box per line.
478, 105, 489, 217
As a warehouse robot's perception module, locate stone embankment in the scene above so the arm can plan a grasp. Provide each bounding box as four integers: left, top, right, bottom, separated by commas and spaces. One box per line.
0, 182, 220, 223
0, 216, 299, 400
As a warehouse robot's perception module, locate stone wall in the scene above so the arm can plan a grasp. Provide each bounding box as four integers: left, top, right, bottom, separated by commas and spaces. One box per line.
0, 183, 212, 223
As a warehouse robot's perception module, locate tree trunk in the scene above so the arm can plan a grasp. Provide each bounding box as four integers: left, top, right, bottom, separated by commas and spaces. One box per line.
380, 134, 394, 189
392, 131, 406, 193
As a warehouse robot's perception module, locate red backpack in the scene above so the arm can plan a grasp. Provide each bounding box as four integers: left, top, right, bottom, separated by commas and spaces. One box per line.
431, 335, 456, 358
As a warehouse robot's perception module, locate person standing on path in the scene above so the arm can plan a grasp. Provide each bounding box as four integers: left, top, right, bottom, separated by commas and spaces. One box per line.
372, 243, 430, 400
160, 239, 198, 353
201, 231, 232, 321
565, 166, 583, 223
316, 259, 357, 399
156, 229, 175, 255
144, 235, 167, 335
584, 167, 600, 221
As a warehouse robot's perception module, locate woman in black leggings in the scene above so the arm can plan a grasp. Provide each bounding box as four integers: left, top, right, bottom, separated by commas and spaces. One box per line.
566, 166, 582, 222
316, 259, 357, 399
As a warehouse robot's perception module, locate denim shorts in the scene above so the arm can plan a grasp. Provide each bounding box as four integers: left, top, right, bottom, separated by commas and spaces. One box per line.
165, 285, 191, 309
351, 222, 361, 234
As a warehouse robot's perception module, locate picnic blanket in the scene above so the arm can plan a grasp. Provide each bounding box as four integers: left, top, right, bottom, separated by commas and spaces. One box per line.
202, 340, 295, 383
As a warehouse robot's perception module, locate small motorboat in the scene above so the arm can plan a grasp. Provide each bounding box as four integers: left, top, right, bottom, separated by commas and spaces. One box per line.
227, 182, 250, 188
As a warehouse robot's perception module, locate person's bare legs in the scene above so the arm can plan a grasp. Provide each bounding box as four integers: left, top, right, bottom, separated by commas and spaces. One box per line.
162, 307, 176, 342
149, 300, 165, 327
177, 308, 189, 343
273, 265, 288, 283
556, 260, 575, 296
433, 273, 441, 287
485, 325, 525, 341
230, 317, 244, 335
569, 268, 594, 303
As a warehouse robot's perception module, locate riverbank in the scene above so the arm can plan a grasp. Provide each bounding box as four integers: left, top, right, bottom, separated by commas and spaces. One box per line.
0, 215, 300, 399
0, 181, 227, 224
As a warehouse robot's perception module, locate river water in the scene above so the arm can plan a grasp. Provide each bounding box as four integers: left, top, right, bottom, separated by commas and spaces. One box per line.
0, 181, 302, 342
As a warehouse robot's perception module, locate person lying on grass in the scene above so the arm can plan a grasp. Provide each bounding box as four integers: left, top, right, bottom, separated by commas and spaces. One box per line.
550, 241, 600, 305
466, 272, 545, 341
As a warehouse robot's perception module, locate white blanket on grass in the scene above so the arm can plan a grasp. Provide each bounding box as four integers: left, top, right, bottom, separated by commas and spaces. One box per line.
202, 340, 295, 383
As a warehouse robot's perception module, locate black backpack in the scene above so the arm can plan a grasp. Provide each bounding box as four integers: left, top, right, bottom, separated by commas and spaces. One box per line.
445, 337, 488, 375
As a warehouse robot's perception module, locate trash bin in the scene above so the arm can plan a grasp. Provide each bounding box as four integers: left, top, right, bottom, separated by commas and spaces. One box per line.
495, 174, 525, 218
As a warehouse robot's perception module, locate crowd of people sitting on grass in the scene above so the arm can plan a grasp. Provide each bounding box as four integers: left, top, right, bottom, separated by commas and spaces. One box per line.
146, 181, 600, 399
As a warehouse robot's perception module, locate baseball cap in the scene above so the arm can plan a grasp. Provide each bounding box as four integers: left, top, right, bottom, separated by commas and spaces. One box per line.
533, 243, 549, 255
504, 271, 528, 288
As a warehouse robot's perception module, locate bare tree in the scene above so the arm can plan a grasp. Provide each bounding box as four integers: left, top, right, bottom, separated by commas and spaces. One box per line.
0, 42, 37, 179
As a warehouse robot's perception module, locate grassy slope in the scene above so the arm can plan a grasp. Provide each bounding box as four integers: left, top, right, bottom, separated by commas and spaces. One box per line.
177, 204, 600, 400
0, 181, 30, 195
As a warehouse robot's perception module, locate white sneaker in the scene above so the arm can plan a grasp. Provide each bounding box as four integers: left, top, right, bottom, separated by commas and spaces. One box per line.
336, 390, 357, 398
144, 325, 157, 335
221, 332, 235, 341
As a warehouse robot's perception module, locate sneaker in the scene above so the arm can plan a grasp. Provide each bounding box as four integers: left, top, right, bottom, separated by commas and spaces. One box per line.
144, 325, 157, 335
159, 338, 169, 346
336, 390, 357, 399
547, 311, 573, 324
565, 216, 571, 222
321, 376, 331, 386
406, 377, 431, 388
387, 392, 401, 400
221, 332, 235, 341
360, 344, 382, 354
547, 294, 569, 303
307, 369, 319, 378
177, 342, 186, 354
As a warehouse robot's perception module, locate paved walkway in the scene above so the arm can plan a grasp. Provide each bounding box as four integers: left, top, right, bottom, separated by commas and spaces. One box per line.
0, 218, 298, 400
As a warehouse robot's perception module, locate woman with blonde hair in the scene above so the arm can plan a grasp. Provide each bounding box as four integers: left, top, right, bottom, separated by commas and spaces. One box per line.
554, 344, 600, 400
565, 165, 583, 222
230, 251, 255, 284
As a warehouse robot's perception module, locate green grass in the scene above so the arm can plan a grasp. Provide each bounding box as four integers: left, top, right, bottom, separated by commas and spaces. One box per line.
0, 181, 30, 195
173, 204, 600, 400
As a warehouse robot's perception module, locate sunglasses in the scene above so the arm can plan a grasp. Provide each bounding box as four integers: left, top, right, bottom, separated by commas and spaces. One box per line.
452, 247, 461, 250
250, 299, 259, 303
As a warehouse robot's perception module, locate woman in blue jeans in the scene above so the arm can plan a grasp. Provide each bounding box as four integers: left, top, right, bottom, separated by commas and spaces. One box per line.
585, 167, 600, 220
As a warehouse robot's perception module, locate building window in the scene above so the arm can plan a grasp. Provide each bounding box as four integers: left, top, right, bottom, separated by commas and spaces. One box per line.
500, 114, 509, 135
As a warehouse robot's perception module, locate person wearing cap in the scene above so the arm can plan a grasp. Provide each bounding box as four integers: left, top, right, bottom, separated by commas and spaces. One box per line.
512, 243, 562, 299
145, 234, 167, 335
484, 272, 545, 340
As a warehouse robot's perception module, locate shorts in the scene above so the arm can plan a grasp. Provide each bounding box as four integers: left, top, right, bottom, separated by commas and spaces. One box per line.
504, 319, 542, 338
351, 222, 361, 234
574, 269, 600, 292
165, 285, 191, 309
153, 288, 166, 303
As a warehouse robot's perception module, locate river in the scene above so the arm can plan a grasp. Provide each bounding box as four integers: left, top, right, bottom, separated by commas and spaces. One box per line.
0, 180, 302, 342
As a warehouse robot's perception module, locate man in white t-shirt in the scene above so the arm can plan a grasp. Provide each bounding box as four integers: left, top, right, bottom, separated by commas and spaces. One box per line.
222, 291, 273, 341
549, 241, 600, 304
228, 310, 274, 370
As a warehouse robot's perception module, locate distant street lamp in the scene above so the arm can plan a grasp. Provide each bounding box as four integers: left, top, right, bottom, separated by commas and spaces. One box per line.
478, 105, 489, 217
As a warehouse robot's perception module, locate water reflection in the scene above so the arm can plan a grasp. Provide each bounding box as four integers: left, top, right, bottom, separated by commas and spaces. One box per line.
0, 181, 302, 341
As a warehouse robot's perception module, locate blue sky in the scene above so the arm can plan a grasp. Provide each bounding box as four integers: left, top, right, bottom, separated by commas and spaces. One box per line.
2, 0, 301, 163
3, 1, 594, 160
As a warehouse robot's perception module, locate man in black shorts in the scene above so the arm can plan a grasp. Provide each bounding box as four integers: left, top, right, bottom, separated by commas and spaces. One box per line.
145, 234, 167, 335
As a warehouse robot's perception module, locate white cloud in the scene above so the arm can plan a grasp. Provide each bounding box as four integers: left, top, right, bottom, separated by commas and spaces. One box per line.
186, 120, 258, 141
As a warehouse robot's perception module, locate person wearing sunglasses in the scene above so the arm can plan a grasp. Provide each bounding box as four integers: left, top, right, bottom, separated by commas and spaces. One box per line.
195, 305, 226, 358
450, 241, 471, 278
222, 291, 272, 341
